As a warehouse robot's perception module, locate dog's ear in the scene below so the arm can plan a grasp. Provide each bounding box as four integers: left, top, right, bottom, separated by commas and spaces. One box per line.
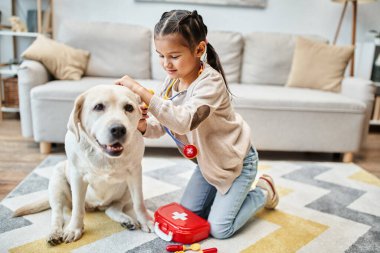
67, 93, 85, 142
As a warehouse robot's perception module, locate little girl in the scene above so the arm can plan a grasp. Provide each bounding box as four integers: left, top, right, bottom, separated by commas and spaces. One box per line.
115, 9, 279, 239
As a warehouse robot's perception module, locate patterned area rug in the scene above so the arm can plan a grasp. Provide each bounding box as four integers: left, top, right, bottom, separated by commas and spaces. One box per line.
0, 154, 379, 253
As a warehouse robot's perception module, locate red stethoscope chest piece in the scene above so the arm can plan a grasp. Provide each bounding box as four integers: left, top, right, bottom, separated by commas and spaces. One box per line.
183, 144, 198, 159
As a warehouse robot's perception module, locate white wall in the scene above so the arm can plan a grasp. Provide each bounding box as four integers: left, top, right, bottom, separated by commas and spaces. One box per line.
54, 0, 380, 79
54, 0, 380, 44
1, 0, 380, 65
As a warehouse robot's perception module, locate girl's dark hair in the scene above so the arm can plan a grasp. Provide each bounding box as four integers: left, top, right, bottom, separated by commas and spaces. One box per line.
154, 10, 231, 94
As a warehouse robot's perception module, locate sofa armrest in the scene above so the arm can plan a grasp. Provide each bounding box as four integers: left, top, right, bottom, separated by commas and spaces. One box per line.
17, 60, 52, 138
341, 77, 375, 102
341, 77, 375, 147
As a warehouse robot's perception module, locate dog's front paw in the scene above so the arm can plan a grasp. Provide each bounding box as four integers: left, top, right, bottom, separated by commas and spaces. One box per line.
139, 219, 154, 233
47, 228, 63, 246
121, 217, 139, 230
137, 212, 154, 233
63, 226, 84, 243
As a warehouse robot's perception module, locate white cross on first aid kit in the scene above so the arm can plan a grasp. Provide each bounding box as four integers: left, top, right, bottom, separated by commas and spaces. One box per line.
172, 212, 188, 221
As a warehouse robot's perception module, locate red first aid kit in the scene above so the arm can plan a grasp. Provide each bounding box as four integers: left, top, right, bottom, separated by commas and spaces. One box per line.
154, 202, 210, 244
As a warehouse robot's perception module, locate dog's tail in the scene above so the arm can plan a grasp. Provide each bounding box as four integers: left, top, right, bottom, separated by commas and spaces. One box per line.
12, 194, 50, 217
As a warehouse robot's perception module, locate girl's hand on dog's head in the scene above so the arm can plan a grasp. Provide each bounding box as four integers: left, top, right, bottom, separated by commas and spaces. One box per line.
115, 75, 141, 92
116, 75, 153, 107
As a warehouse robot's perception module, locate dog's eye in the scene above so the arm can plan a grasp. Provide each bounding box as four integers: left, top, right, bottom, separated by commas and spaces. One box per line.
94, 103, 105, 111
124, 104, 134, 112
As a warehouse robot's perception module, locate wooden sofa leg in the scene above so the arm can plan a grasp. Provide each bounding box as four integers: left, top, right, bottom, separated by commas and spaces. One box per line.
343, 152, 354, 163
40, 142, 52, 154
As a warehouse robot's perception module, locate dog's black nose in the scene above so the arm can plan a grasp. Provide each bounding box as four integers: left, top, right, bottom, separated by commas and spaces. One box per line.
110, 124, 126, 139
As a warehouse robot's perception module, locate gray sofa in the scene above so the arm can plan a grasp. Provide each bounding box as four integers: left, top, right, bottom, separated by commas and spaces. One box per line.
17, 21, 375, 162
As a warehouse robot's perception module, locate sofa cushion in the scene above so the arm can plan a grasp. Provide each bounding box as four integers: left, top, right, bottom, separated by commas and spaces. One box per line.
22, 35, 90, 80
151, 31, 244, 83
229, 84, 366, 113
57, 21, 151, 79
207, 31, 244, 83
31, 79, 365, 115
31, 77, 162, 101
31, 77, 114, 101
241, 32, 327, 86
286, 37, 354, 92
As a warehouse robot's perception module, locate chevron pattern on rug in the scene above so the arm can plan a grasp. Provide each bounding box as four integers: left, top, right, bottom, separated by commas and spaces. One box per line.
0, 154, 379, 253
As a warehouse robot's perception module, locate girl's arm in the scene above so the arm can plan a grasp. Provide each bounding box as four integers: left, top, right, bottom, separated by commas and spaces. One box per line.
149, 75, 226, 135
115, 73, 226, 135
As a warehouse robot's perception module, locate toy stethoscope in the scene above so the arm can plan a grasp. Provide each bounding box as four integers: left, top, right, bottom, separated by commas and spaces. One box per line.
161, 79, 198, 160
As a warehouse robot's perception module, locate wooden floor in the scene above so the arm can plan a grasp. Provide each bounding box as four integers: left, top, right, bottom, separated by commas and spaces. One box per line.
0, 114, 379, 201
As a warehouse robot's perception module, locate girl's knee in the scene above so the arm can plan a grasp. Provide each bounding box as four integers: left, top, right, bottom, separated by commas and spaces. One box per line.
209, 222, 234, 239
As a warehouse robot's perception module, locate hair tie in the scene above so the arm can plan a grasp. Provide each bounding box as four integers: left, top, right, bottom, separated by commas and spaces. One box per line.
205, 38, 209, 44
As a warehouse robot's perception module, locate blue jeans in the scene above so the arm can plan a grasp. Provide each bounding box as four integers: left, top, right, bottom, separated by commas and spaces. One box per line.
180, 147, 266, 239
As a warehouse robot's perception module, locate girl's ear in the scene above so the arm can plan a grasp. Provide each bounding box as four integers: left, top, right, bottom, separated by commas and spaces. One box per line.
195, 41, 207, 57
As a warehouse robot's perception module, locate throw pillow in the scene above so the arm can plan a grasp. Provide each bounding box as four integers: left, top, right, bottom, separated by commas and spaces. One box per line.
22, 35, 90, 80
286, 37, 354, 92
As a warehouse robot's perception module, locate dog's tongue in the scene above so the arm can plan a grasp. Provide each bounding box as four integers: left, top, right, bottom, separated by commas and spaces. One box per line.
106, 143, 123, 152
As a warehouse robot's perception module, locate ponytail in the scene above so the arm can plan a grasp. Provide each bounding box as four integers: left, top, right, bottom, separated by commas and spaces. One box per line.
206, 43, 230, 93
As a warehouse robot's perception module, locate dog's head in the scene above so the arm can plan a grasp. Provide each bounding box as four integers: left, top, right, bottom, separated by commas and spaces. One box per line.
68, 85, 142, 157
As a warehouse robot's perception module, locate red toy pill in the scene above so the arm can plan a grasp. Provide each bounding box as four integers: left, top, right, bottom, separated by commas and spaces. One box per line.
201, 248, 218, 253
166, 244, 184, 252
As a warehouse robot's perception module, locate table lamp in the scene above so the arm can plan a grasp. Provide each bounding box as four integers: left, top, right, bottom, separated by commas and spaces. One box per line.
332, 0, 377, 76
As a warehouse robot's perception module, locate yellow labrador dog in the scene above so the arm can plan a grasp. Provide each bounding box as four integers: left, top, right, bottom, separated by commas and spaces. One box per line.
13, 85, 154, 245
